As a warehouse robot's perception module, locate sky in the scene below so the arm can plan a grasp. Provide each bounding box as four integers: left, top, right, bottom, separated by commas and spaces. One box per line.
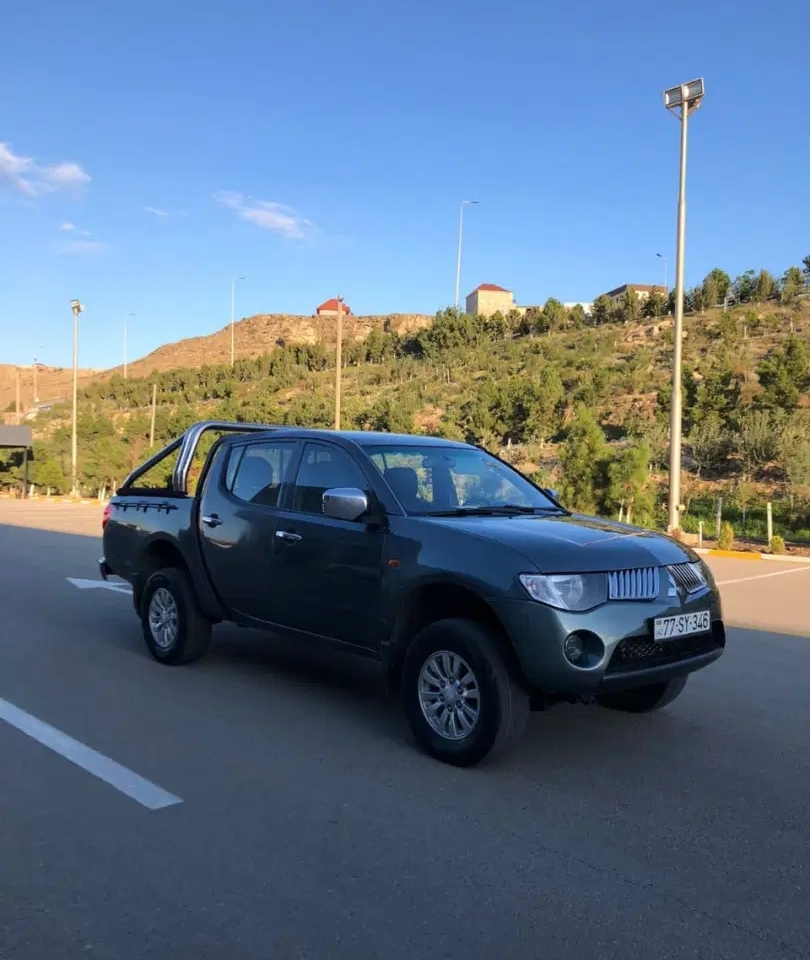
1, 0, 808, 370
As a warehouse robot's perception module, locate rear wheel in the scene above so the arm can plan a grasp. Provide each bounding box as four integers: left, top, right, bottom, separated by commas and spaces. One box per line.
596, 676, 688, 713
140, 566, 212, 665
401, 618, 529, 767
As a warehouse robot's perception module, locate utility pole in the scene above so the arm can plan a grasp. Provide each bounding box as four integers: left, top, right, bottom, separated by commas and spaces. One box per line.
70, 300, 84, 497
33, 358, 39, 404
334, 297, 343, 430
149, 382, 157, 448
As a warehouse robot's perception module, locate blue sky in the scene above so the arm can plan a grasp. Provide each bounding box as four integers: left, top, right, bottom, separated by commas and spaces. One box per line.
2, 0, 808, 370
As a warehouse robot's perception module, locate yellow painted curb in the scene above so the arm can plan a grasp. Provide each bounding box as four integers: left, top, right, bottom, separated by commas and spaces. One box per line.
705, 549, 762, 560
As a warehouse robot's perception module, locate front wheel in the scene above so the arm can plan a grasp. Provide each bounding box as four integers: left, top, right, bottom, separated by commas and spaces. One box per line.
596, 675, 688, 713
401, 618, 529, 767
140, 566, 212, 665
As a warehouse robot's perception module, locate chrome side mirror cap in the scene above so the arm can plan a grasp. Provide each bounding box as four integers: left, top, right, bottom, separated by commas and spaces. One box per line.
322, 487, 369, 522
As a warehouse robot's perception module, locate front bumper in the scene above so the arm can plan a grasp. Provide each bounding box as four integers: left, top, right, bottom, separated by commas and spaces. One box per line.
98, 556, 114, 581
493, 589, 725, 695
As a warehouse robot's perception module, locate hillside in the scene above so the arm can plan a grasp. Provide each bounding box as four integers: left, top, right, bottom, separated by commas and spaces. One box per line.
1, 312, 433, 415
4, 292, 810, 544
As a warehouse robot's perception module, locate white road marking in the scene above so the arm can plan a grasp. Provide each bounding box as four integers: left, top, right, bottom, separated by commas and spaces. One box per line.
67, 577, 131, 594
716, 567, 810, 586
0, 696, 182, 811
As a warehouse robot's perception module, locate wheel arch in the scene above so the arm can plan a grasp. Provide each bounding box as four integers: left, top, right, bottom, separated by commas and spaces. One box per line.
384, 579, 527, 691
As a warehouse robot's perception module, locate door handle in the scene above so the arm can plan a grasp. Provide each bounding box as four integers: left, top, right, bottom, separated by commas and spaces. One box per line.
202, 514, 223, 528
275, 530, 302, 543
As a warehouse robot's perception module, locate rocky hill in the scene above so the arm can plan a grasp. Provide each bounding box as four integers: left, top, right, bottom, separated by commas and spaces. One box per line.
1, 312, 433, 416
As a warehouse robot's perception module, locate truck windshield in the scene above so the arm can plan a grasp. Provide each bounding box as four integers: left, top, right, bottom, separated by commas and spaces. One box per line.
364, 444, 562, 516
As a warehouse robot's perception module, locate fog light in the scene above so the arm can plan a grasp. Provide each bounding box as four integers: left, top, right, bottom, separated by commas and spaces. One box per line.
563, 634, 584, 665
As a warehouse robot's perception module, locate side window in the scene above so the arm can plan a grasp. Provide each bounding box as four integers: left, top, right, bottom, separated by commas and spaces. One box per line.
229, 441, 296, 508
292, 443, 368, 516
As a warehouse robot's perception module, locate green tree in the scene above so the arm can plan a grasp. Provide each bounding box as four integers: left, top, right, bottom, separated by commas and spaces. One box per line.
780, 266, 804, 304
755, 269, 776, 302
606, 442, 655, 526
757, 335, 810, 411
702, 273, 719, 309
705, 268, 731, 302
685, 413, 725, 477
541, 298, 567, 332
559, 406, 609, 514
643, 289, 667, 318
567, 303, 587, 328
735, 410, 779, 480
734, 270, 757, 303
619, 287, 641, 323
590, 294, 613, 326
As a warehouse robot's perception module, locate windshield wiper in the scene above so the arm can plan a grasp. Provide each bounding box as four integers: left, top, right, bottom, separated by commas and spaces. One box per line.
429, 504, 562, 517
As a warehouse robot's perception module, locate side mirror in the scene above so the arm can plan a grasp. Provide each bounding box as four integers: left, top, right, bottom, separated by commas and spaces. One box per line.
546, 488, 559, 501
322, 487, 369, 522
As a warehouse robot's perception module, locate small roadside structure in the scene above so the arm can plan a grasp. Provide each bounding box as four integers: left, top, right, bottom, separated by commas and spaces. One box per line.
0, 425, 34, 497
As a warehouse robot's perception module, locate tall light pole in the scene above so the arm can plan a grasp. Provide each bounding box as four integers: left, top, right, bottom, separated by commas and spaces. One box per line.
231, 275, 246, 366
454, 199, 479, 311
656, 252, 668, 297
70, 299, 84, 498
33, 356, 40, 403
664, 77, 704, 535
124, 313, 135, 378
334, 297, 344, 430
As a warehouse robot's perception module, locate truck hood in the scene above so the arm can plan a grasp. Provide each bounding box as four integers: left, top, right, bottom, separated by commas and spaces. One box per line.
425, 513, 696, 573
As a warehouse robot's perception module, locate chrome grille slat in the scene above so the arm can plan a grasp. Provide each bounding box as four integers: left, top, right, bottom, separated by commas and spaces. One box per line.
608, 567, 660, 601
668, 561, 707, 595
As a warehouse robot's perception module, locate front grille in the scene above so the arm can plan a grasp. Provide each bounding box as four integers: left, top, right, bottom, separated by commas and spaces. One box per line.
669, 561, 707, 595
606, 631, 722, 674
608, 567, 660, 601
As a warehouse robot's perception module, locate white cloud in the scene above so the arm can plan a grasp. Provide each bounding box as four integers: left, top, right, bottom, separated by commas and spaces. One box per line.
213, 190, 315, 240
0, 141, 91, 196
145, 206, 169, 217
59, 222, 76, 231
55, 239, 107, 255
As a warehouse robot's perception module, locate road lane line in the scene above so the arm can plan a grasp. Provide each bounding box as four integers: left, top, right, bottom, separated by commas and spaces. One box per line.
0, 697, 182, 811
67, 577, 131, 594
716, 567, 810, 586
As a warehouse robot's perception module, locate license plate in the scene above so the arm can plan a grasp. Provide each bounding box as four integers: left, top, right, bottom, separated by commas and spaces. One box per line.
653, 610, 711, 641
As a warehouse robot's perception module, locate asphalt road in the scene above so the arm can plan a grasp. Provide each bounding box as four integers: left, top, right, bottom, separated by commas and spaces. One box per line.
1, 501, 808, 960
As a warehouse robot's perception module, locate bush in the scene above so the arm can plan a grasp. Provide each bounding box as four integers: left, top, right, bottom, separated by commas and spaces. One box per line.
718, 521, 734, 551
769, 535, 786, 555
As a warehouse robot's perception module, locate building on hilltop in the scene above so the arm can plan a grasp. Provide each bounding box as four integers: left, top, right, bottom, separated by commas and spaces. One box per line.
315, 298, 352, 317
603, 284, 660, 305
465, 284, 515, 317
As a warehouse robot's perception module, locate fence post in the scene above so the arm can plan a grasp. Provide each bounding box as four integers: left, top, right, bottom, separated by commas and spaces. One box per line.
715, 497, 723, 539
766, 501, 773, 545
698, 521, 703, 549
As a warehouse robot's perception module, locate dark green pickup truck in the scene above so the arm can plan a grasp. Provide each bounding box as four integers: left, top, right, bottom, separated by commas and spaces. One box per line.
101, 421, 725, 766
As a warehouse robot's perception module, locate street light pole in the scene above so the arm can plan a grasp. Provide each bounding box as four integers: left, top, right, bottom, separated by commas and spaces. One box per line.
231, 275, 246, 367
664, 78, 704, 535
334, 297, 344, 430
454, 200, 479, 311
70, 299, 84, 498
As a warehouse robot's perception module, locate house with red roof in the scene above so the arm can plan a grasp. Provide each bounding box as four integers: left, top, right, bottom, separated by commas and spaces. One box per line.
315, 298, 351, 317
465, 283, 515, 317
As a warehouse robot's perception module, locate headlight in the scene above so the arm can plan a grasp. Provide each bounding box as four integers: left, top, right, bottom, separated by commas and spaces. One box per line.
519, 573, 608, 611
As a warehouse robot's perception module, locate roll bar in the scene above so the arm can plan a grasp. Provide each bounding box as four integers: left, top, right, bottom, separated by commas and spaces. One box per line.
120, 420, 277, 495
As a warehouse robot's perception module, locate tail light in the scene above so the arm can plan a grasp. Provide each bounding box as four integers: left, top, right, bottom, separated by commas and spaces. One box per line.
102, 503, 112, 530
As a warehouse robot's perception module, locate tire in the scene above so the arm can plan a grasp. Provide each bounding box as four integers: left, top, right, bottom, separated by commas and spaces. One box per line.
401, 618, 529, 767
140, 566, 212, 665
596, 675, 688, 713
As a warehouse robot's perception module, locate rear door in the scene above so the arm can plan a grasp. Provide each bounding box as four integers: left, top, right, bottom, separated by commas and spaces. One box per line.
197, 437, 299, 621
270, 440, 385, 650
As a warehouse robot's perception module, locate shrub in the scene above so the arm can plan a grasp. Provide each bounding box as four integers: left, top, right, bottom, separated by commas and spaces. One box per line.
718, 521, 734, 551
769, 535, 786, 555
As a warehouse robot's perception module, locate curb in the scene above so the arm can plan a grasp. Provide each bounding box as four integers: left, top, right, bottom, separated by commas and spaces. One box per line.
695, 547, 810, 565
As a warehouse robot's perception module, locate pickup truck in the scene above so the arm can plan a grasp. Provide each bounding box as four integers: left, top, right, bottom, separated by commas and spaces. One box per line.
101, 421, 725, 766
